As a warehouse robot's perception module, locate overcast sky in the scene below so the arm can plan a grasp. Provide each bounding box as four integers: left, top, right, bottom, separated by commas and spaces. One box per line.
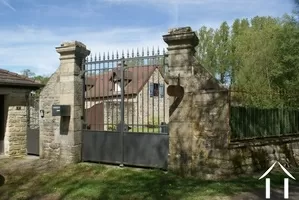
0, 0, 295, 75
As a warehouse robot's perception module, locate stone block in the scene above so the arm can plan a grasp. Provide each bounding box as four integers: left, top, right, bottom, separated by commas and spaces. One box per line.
193, 92, 228, 106
59, 94, 75, 105
169, 137, 193, 166
67, 119, 83, 132
170, 105, 200, 122
59, 73, 76, 81
168, 122, 195, 138
191, 136, 206, 152
60, 82, 75, 94
73, 131, 82, 145
168, 162, 193, 177
73, 105, 83, 118
59, 144, 81, 164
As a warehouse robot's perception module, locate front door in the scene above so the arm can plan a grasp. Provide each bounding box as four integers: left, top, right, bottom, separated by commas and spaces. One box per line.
0, 95, 4, 154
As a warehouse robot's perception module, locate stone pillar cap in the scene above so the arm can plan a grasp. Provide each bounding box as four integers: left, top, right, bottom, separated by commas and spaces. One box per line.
56, 40, 90, 58
60, 41, 87, 48
163, 26, 199, 49
167, 26, 193, 34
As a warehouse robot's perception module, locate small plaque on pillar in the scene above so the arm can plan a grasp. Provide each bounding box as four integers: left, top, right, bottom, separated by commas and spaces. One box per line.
52, 105, 71, 116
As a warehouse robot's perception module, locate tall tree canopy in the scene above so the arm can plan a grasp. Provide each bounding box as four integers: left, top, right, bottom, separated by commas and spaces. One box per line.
196, 14, 299, 107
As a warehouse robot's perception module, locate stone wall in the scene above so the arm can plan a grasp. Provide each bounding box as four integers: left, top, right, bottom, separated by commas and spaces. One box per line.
0, 88, 30, 156
228, 138, 299, 174
192, 137, 299, 179
39, 41, 90, 164
167, 72, 230, 178
163, 27, 230, 178
163, 26, 299, 180
39, 72, 61, 160
164, 80, 299, 179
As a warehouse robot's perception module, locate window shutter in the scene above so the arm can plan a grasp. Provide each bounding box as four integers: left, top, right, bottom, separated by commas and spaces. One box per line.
149, 83, 154, 97
159, 84, 164, 98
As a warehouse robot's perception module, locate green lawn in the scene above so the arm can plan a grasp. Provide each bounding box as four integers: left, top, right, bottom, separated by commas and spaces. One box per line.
0, 162, 297, 200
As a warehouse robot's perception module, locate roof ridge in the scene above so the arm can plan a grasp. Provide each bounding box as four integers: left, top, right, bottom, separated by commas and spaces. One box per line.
86, 65, 160, 77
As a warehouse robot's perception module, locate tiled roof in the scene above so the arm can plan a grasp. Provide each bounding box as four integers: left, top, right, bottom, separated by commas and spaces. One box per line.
85, 65, 165, 99
0, 69, 43, 89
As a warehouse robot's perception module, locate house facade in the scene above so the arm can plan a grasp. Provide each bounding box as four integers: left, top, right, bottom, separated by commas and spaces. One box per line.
85, 65, 169, 131
0, 69, 42, 155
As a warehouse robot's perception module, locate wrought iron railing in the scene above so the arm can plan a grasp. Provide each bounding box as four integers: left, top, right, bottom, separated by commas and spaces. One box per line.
82, 47, 169, 133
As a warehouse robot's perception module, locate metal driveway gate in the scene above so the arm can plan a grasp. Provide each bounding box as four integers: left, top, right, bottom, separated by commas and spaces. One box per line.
82, 49, 169, 169
27, 94, 40, 155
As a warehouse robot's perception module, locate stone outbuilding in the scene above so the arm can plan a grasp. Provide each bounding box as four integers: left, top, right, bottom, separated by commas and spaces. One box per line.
0, 69, 43, 156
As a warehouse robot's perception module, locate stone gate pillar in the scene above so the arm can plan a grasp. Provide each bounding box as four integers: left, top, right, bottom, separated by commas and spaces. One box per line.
39, 41, 90, 164
163, 27, 230, 178
56, 41, 90, 163
163, 27, 199, 175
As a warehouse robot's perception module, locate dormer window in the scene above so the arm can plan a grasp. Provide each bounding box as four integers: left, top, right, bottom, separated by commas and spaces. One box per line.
109, 70, 132, 93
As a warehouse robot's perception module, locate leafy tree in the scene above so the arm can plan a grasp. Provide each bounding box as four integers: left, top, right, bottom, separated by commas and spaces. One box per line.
196, 26, 216, 75
33, 75, 50, 85
195, 14, 299, 107
272, 15, 299, 106
19, 69, 50, 98
20, 69, 35, 78
214, 22, 231, 84
19, 69, 49, 84
229, 19, 241, 85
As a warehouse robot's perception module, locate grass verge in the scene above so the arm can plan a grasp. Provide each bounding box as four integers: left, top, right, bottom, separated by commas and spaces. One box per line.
0, 162, 297, 200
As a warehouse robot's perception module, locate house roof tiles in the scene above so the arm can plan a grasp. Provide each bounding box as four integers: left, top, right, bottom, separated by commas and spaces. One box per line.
0, 69, 43, 89
85, 65, 165, 99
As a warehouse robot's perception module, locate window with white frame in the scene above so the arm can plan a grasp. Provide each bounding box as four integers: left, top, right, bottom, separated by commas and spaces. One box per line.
149, 83, 165, 97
